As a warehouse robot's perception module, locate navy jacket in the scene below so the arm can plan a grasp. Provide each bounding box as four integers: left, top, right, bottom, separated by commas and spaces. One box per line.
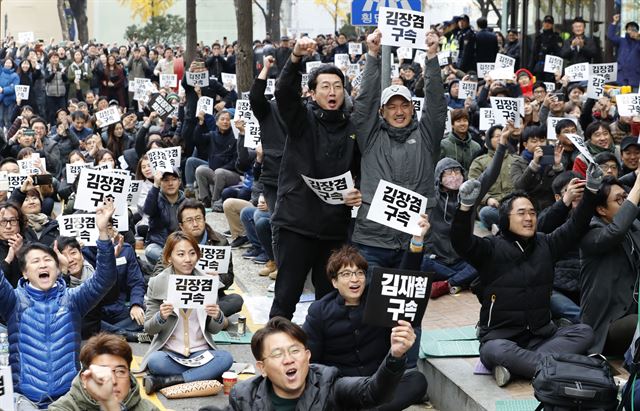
143, 186, 185, 247
193, 122, 238, 172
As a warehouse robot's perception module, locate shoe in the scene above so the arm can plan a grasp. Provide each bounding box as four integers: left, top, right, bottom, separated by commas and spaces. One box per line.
184, 187, 196, 199
556, 317, 574, 328
269, 269, 278, 280
144, 374, 185, 394
137, 332, 152, 343
201, 198, 212, 208
449, 285, 463, 295
267, 282, 275, 292
253, 252, 269, 264
430, 281, 449, 299
242, 246, 262, 260
259, 260, 277, 276
223, 230, 232, 238
493, 365, 511, 387
211, 200, 224, 213
230, 236, 249, 249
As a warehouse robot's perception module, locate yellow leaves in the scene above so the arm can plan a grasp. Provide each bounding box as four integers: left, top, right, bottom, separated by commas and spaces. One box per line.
120, 0, 176, 21
313, 0, 349, 20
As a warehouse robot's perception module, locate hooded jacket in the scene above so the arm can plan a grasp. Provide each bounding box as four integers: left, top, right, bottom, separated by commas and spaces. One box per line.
351, 54, 446, 250
0, 66, 19, 106
143, 186, 185, 247
440, 131, 482, 172
468, 141, 516, 205
608, 23, 640, 87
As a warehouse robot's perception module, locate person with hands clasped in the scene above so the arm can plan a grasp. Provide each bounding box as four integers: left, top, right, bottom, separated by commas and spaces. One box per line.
0, 198, 118, 409
450, 162, 603, 387
138, 231, 233, 395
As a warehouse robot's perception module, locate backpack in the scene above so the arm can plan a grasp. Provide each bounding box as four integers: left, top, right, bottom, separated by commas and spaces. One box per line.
533, 353, 619, 411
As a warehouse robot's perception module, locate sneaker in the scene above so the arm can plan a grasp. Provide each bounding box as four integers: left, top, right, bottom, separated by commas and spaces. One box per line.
269, 269, 278, 280
267, 282, 275, 292
493, 365, 511, 387
253, 252, 269, 264
137, 332, 152, 344
223, 230, 232, 238
211, 200, 224, 213
430, 281, 450, 299
184, 187, 196, 199
230, 236, 249, 249
449, 285, 463, 295
259, 260, 277, 276
242, 246, 262, 260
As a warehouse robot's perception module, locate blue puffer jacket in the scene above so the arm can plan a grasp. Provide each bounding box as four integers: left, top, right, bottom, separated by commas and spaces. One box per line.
0, 239, 116, 408
0, 67, 19, 106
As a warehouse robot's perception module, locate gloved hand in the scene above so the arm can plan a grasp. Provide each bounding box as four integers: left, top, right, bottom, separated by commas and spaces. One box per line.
458, 179, 481, 208
586, 162, 604, 192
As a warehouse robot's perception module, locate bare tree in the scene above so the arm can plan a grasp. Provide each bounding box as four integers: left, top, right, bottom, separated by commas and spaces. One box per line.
252, 0, 282, 40
473, 0, 502, 25
235, 0, 254, 93
185, 0, 197, 65
69, 0, 88, 44
57, 0, 70, 41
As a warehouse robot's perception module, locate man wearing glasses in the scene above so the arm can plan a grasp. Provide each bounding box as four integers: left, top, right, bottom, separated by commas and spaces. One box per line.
450, 163, 603, 387
0, 202, 25, 287
580, 174, 640, 357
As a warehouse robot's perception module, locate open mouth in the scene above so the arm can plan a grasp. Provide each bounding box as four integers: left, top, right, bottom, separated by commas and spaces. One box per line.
38, 272, 50, 280
327, 98, 337, 109
349, 284, 361, 292
285, 368, 297, 381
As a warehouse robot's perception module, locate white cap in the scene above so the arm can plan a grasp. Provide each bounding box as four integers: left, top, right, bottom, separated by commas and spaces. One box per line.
380, 85, 412, 107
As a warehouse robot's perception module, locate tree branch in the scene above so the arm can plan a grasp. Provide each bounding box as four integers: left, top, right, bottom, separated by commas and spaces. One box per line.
253, 0, 268, 20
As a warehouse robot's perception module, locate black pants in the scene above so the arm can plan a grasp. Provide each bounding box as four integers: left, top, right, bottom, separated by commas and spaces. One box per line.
262, 183, 278, 214
376, 370, 427, 411
479, 324, 594, 379
603, 314, 638, 356
269, 227, 344, 320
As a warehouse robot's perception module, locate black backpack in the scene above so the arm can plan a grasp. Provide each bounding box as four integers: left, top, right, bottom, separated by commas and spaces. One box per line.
533, 353, 619, 411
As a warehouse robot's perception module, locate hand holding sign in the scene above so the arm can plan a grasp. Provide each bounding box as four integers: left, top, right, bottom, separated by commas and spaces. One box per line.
414, 213, 430, 241
159, 301, 175, 320
390, 320, 416, 358
343, 188, 362, 207
586, 162, 604, 192
204, 303, 222, 320
95, 197, 115, 239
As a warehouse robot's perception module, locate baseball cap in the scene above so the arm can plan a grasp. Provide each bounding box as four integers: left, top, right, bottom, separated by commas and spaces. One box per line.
543, 15, 554, 24
621, 136, 640, 152
162, 166, 181, 179
380, 85, 412, 107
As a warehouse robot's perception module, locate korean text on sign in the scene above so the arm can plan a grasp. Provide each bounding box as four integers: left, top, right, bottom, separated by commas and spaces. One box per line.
147, 147, 181, 174
58, 214, 99, 246
234, 99, 257, 124
167, 275, 219, 309
378, 7, 427, 50
301, 171, 355, 205
74, 168, 131, 216
186, 71, 210, 87
366, 180, 427, 236
244, 123, 262, 149
490, 97, 523, 128
197, 245, 231, 274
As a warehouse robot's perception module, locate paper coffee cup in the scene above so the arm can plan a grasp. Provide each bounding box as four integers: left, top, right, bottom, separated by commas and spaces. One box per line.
222, 371, 238, 395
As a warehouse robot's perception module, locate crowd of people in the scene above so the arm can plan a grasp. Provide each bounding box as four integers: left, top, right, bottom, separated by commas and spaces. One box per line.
0, 8, 638, 411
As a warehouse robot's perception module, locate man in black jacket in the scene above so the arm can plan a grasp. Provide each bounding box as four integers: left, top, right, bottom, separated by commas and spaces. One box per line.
529, 15, 564, 82
475, 17, 498, 63
450, 163, 602, 387
269, 37, 362, 320
560, 16, 601, 65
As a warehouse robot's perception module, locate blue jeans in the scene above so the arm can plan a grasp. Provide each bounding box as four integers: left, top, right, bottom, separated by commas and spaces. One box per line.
240, 207, 271, 251
185, 157, 208, 187
550, 290, 581, 324
479, 206, 500, 229
421, 256, 478, 287
221, 185, 252, 202
0, 104, 14, 130
145, 243, 163, 266
147, 349, 233, 382
101, 308, 143, 334
255, 212, 274, 261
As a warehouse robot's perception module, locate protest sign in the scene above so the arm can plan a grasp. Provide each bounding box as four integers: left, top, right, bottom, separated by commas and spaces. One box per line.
148, 94, 175, 120
0, 366, 14, 411
459, 81, 477, 100
18, 32, 34, 44
302, 171, 354, 205
234, 99, 257, 123
58, 214, 99, 246
197, 245, 232, 274
566, 133, 594, 163
66, 163, 93, 184
196, 96, 214, 115
168, 351, 214, 367
301, 73, 309, 89
221, 73, 237, 91
127, 180, 143, 207
348, 42, 363, 55
159, 73, 177, 88
493, 53, 516, 76
378, 7, 427, 50
351, 72, 363, 89
95, 106, 121, 128
186, 71, 210, 87
363, 267, 431, 328
6, 174, 27, 193
544, 82, 556, 93
390, 63, 399, 78
590, 63, 617, 83
479, 108, 496, 131
412, 97, 424, 121
264, 79, 275, 95
396, 47, 413, 61
543, 55, 563, 74
15, 85, 29, 101
366, 180, 427, 236
547, 117, 578, 140
413, 50, 427, 65
0, 172, 7, 192
167, 275, 219, 309
437, 51, 450, 66
74, 168, 131, 215
306, 61, 322, 73
490, 97, 522, 128
147, 147, 181, 174
587, 75, 606, 99
616, 93, 640, 117
445, 109, 452, 134
244, 123, 262, 149
477, 62, 494, 79
17, 155, 46, 176
334, 53, 350, 68
132, 77, 151, 100
565, 63, 589, 82
347, 64, 360, 77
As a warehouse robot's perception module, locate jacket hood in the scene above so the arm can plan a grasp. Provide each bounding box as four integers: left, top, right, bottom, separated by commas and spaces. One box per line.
58, 374, 145, 410
435, 157, 464, 190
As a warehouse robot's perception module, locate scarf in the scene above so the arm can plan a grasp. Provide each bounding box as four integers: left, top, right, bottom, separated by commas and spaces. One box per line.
587, 140, 615, 156
27, 213, 49, 232
380, 118, 419, 143
522, 149, 534, 162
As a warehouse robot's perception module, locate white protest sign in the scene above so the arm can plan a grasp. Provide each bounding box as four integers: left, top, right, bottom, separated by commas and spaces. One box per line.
6, 174, 27, 193
566, 133, 594, 163
132, 77, 151, 100
234, 99, 256, 123
302, 171, 354, 205
590, 63, 617, 83
544, 82, 556, 93
58, 214, 100, 246
616, 93, 640, 117
396, 47, 413, 61
244, 123, 261, 149
543, 55, 564, 74
445, 109, 452, 134
491, 96, 523, 128
390, 63, 399, 79
547, 117, 578, 140
306, 61, 322, 73
437, 51, 450, 67
159, 73, 177, 88
127, 180, 143, 207
17, 32, 34, 44
479, 108, 497, 131
459, 81, 477, 100
366, 180, 428, 236
147, 147, 181, 174
587, 75, 606, 99
167, 275, 219, 309
186, 71, 210, 87
17, 155, 46, 176
477, 62, 495, 79
0, 172, 7, 192
565, 63, 589, 82
378, 7, 427, 50
347, 64, 360, 77
196, 245, 232, 274
348, 42, 363, 55
15, 85, 29, 100
334, 53, 350, 68
74, 168, 131, 216
413, 50, 427, 65
351, 72, 363, 89
0, 366, 14, 411
301, 73, 309, 89
412, 97, 424, 121
264, 79, 275, 95
221, 73, 237, 91
196, 96, 214, 115
168, 351, 214, 368
493, 53, 516, 77
66, 163, 92, 184
95, 106, 121, 128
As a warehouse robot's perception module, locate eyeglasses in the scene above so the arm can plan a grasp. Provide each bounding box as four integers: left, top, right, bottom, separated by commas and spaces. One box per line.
337, 269, 366, 280
263, 345, 305, 361
182, 216, 204, 225
442, 169, 462, 177
0, 218, 19, 227
599, 163, 618, 171
510, 210, 537, 218
111, 366, 130, 379
611, 192, 628, 206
